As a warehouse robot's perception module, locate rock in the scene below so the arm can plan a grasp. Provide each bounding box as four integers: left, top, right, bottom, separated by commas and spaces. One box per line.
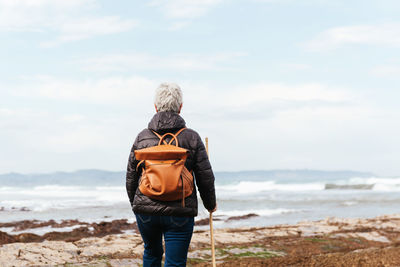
74, 234, 144, 258
109, 258, 142, 266
19, 207, 31, 212
15, 233, 43, 243
226, 213, 259, 222
325, 184, 374, 190
195, 218, 210, 226
195, 217, 222, 226
0, 219, 139, 245
91, 219, 137, 237
0, 219, 91, 232
43, 226, 91, 242
0, 231, 16, 245
352, 232, 390, 243
0, 214, 399, 266
0, 241, 80, 266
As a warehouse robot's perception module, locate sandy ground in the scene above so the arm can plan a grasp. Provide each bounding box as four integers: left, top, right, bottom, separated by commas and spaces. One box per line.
1, 214, 400, 266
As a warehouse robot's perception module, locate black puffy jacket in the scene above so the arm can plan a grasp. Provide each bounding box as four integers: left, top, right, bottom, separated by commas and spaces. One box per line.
126, 111, 216, 217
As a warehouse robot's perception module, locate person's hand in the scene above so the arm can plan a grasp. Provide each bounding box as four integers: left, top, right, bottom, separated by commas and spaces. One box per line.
208, 204, 217, 213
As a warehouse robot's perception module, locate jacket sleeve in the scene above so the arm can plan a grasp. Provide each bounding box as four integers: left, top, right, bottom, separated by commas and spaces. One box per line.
193, 134, 217, 211
126, 136, 141, 206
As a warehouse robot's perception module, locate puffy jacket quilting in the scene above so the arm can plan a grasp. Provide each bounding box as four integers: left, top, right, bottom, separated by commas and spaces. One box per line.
126, 111, 216, 217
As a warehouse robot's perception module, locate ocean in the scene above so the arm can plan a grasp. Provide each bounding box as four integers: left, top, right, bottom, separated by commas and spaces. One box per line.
0, 170, 399, 234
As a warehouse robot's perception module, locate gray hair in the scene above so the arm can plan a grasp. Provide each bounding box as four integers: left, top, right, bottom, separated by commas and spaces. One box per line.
154, 83, 183, 113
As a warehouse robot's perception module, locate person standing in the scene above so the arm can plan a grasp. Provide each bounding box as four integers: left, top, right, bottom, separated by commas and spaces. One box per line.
126, 82, 217, 267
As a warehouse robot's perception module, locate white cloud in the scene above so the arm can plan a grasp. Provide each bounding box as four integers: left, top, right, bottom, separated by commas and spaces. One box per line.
4, 76, 398, 175
41, 16, 137, 47
0, 74, 157, 172
149, 0, 223, 19
13, 75, 157, 106
9, 76, 352, 120
0, 0, 94, 7
79, 52, 245, 72
371, 65, 400, 78
281, 63, 312, 70
0, 0, 95, 31
0, 0, 136, 45
0, 108, 15, 116
270, 105, 370, 130
254, 0, 326, 2
225, 83, 351, 107
304, 23, 400, 51
173, 81, 355, 127
178, 82, 393, 174
0, 107, 131, 164
148, 0, 222, 30
168, 21, 191, 31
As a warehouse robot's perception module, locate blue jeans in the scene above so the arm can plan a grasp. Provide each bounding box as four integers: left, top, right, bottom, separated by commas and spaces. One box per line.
135, 213, 194, 267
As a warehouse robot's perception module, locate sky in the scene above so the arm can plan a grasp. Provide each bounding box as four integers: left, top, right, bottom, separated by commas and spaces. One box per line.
1, 0, 400, 176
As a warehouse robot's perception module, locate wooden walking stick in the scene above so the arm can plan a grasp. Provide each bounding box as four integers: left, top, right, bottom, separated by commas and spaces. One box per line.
205, 137, 216, 267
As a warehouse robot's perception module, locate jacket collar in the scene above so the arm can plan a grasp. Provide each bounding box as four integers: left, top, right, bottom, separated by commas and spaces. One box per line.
148, 111, 186, 134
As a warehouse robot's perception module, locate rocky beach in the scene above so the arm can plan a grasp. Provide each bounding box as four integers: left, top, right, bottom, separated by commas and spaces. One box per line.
1, 213, 400, 266
2, 170, 400, 266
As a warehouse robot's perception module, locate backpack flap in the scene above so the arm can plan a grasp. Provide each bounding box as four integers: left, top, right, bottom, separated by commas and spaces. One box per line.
135, 144, 188, 160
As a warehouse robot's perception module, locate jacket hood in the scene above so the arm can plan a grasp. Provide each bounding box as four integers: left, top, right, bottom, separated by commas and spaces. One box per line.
148, 111, 186, 133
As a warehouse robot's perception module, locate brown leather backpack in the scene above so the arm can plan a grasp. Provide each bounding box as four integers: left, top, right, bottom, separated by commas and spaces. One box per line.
134, 128, 194, 207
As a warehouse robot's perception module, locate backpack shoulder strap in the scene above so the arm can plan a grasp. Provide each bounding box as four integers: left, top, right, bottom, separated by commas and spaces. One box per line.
151, 130, 168, 145
165, 128, 186, 146
150, 128, 186, 146
174, 127, 186, 137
